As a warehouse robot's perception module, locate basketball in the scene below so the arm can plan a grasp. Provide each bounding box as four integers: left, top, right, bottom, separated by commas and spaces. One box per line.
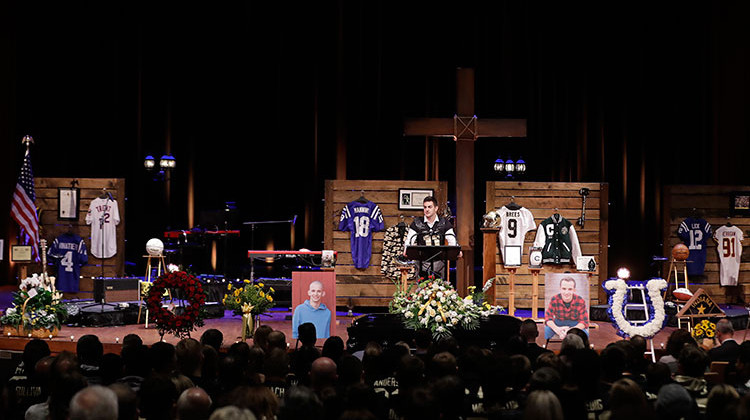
672, 243, 690, 261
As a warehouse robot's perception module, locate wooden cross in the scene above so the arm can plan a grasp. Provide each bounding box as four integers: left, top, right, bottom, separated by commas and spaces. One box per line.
404, 68, 526, 295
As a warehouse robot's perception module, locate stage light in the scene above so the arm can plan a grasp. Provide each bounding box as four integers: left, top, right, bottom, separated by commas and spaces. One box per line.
616, 267, 631, 280
515, 158, 526, 174
144, 155, 156, 170
494, 156, 505, 173
159, 154, 176, 170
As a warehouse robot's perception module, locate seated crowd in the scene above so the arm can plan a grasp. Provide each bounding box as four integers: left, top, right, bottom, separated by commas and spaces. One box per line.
2, 318, 750, 420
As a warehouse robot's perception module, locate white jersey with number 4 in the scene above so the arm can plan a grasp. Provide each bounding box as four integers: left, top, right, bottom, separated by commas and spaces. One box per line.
496, 206, 536, 262
714, 225, 743, 286
85, 197, 121, 259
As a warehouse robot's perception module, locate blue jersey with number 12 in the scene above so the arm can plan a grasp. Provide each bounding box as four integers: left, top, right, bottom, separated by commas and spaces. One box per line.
677, 217, 712, 276
48, 233, 89, 292
338, 200, 384, 269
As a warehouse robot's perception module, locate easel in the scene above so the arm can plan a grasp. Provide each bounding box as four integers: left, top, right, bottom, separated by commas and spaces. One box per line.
506, 267, 518, 316
665, 258, 690, 328
138, 254, 167, 327
530, 268, 541, 319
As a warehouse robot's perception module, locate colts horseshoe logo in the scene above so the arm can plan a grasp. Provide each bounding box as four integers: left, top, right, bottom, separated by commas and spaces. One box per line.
604, 278, 668, 339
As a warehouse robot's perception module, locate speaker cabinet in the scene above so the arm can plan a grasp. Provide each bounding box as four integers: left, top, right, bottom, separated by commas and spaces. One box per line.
93, 278, 139, 303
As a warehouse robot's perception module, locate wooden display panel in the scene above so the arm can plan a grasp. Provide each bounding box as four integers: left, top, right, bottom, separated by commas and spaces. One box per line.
486, 181, 609, 310
662, 185, 750, 304
324, 180, 448, 308
33, 178, 126, 299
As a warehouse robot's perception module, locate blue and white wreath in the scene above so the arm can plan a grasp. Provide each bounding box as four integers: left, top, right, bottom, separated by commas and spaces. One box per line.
603, 278, 668, 338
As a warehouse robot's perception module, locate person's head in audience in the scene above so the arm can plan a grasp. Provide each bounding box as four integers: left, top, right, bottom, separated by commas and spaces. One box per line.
139, 375, 179, 420
229, 341, 251, 366
48, 370, 88, 420
77, 334, 104, 367
267, 331, 287, 352
568, 348, 601, 399
523, 390, 563, 420
322, 336, 345, 362
149, 341, 177, 376
209, 406, 257, 420
121, 343, 150, 379
397, 355, 425, 393
176, 386, 213, 420
100, 353, 123, 385
361, 341, 383, 383
200, 328, 224, 352
400, 386, 439, 420
264, 348, 290, 382
247, 345, 265, 382
645, 362, 672, 395
414, 328, 432, 353
535, 351, 562, 373
201, 344, 220, 381
665, 328, 696, 359
520, 319, 540, 343
218, 355, 244, 392
654, 383, 696, 420
51, 351, 79, 376
607, 377, 656, 420
35, 354, 56, 395
171, 373, 196, 396
433, 336, 458, 356
122, 333, 143, 349
310, 356, 338, 392
600, 343, 628, 383
715, 318, 735, 343
433, 375, 464, 419
736, 341, 750, 380
630, 335, 647, 358
252, 325, 273, 352
705, 383, 739, 420
504, 334, 528, 356
277, 385, 323, 420
429, 351, 457, 379
176, 338, 204, 377
298, 322, 317, 347
509, 354, 532, 392
230, 385, 279, 420
528, 366, 562, 394
109, 383, 139, 420
567, 327, 590, 349
559, 333, 584, 356
338, 354, 363, 387
678, 345, 709, 378
21, 339, 51, 377
69, 385, 118, 420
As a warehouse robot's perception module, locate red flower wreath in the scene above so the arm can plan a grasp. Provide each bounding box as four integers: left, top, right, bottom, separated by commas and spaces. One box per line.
146, 271, 207, 338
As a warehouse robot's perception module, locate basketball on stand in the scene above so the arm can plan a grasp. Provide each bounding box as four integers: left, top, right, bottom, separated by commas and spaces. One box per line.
672, 243, 690, 261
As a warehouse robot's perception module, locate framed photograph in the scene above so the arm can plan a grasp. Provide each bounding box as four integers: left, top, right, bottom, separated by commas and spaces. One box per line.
398, 189, 434, 210
11, 245, 32, 262
544, 273, 590, 340
529, 246, 543, 268
503, 245, 522, 266
731, 192, 750, 216
58, 187, 80, 220
576, 256, 597, 272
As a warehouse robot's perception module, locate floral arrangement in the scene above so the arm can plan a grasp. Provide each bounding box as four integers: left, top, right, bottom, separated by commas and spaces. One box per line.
146, 271, 207, 338
223, 280, 275, 340
604, 278, 668, 339
389, 276, 501, 340
0, 274, 67, 334
692, 319, 717, 341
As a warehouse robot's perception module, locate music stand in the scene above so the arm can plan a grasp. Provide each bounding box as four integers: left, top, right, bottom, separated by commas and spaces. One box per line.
405, 245, 461, 284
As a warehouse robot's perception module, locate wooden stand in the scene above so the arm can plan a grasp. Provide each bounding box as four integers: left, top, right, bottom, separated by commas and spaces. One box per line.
399, 266, 412, 293
481, 228, 500, 304
506, 267, 518, 316
139, 254, 168, 327
530, 268, 542, 319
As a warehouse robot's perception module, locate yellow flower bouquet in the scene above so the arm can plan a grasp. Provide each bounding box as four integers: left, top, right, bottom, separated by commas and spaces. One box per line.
223, 281, 276, 340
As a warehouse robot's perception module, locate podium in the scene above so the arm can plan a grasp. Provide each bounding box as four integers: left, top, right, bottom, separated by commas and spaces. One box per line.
405, 245, 461, 284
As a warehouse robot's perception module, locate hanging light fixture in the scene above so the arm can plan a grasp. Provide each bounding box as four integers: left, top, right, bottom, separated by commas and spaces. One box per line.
144, 155, 156, 170
493, 156, 505, 174
515, 157, 526, 174
504, 159, 515, 178
159, 154, 176, 170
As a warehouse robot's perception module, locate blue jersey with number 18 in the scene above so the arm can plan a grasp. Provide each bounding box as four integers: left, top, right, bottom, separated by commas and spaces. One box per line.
338, 200, 385, 269
48, 233, 89, 292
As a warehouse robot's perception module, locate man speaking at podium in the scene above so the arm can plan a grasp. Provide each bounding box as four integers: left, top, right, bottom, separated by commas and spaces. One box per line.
404, 196, 461, 280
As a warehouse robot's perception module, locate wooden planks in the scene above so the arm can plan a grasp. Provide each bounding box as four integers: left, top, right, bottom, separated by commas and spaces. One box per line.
325, 180, 448, 308
486, 181, 609, 310
662, 185, 750, 304
28, 178, 126, 297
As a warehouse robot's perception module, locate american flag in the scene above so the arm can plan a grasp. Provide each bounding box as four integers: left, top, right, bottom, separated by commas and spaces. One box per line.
10, 148, 39, 261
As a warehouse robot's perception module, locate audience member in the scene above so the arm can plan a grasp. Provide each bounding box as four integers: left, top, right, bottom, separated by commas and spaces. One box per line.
209, 405, 257, 420
76, 334, 104, 385
176, 386, 213, 420
176, 338, 205, 387
4, 339, 50, 420
523, 390, 563, 420
108, 383, 139, 420
252, 325, 273, 353
705, 383, 739, 420
229, 385, 279, 420
708, 319, 740, 371
605, 377, 657, 420
321, 336, 345, 363
68, 385, 118, 420
200, 329, 224, 352
659, 328, 696, 374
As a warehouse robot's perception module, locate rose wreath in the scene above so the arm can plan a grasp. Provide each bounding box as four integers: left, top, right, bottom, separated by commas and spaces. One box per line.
146, 271, 207, 338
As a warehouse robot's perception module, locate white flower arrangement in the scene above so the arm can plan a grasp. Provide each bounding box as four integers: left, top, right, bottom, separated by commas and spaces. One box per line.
390, 277, 502, 340
0, 274, 67, 331
604, 278, 668, 339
